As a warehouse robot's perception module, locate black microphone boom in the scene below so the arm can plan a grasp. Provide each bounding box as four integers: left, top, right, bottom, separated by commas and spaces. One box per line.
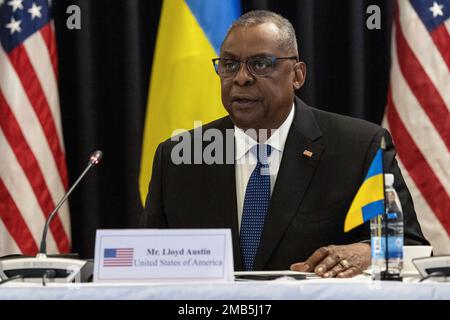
39, 150, 103, 255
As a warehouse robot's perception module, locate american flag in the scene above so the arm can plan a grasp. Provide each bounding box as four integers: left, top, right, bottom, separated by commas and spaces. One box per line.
383, 0, 450, 254
0, 0, 71, 256
103, 248, 134, 267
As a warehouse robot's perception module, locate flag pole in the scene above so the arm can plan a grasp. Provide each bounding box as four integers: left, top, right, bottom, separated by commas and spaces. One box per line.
380, 136, 389, 279
380, 135, 402, 281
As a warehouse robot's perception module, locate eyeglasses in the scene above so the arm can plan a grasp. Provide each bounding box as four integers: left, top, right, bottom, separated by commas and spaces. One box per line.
211, 56, 298, 78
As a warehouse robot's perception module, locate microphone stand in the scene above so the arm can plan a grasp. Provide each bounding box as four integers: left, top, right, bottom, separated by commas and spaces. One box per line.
39, 151, 102, 256
0, 151, 103, 284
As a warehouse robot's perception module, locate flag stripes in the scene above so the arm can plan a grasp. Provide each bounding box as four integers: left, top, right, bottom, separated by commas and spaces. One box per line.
0, 179, 38, 254
398, 3, 450, 109
394, 14, 450, 148
0, 89, 69, 253
38, 23, 58, 79
0, 128, 49, 250
388, 29, 450, 195
7, 44, 69, 189
430, 24, 450, 67
0, 0, 71, 256
386, 90, 450, 230
23, 30, 63, 147
397, 154, 450, 248
383, 0, 450, 254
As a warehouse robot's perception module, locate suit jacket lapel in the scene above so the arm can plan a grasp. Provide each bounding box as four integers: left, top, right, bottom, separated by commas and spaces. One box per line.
253, 98, 324, 270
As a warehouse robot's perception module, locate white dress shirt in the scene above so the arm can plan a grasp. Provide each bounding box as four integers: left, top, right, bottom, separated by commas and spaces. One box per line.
235, 104, 295, 231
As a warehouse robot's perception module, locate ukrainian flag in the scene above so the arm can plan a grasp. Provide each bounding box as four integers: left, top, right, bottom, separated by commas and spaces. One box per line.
344, 149, 385, 232
139, 0, 241, 203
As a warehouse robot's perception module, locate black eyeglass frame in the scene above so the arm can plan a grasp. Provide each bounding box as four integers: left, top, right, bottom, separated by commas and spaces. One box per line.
211, 56, 299, 77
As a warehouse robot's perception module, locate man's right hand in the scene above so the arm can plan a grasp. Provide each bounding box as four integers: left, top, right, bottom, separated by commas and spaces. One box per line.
290, 243, 371, 278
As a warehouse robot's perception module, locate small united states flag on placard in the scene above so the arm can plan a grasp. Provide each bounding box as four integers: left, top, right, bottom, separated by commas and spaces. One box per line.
103, 248, 134, 267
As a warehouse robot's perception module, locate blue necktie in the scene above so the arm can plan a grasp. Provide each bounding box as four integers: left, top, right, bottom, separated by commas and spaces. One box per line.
240, 144, 272, 271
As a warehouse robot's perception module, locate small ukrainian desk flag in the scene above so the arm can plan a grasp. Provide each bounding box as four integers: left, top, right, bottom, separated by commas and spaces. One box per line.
344, 148, 385, 232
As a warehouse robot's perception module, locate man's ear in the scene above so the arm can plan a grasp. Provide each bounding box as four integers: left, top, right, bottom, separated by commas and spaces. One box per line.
293, 62, 306, 90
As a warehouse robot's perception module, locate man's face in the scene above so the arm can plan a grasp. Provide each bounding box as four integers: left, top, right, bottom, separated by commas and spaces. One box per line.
219, 22, 306, 131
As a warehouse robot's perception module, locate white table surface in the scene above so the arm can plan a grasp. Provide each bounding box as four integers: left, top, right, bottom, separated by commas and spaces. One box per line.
1, 275, 449, 300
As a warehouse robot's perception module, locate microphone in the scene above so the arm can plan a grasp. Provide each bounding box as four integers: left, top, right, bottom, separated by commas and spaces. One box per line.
0, 150, 103, 284
39, 150, 103, 255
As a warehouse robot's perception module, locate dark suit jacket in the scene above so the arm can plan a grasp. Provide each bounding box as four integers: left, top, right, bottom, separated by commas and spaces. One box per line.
140, 97, 429, 271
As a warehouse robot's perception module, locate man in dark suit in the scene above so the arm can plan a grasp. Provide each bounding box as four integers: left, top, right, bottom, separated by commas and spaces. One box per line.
140, 10, 428, 277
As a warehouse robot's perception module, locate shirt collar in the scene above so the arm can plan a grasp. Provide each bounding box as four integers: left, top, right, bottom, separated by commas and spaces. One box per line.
234, 103, 295, 160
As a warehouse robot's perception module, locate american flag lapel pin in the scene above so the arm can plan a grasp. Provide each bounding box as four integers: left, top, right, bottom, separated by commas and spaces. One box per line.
303, 150, 313, 158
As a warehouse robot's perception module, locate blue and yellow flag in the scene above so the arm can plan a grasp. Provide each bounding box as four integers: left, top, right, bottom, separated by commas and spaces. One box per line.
139, 0, 241, 203
344, 149, 385, 232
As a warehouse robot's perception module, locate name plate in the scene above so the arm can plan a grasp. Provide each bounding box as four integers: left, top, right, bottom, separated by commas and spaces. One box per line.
93, 229, 234, 282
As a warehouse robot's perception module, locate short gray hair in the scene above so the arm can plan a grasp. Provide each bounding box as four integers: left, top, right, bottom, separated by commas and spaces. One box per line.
222, 10, 298, 55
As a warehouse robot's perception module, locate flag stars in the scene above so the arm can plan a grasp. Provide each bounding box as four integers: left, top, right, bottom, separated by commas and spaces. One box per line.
6, 17, 22, 34
8, 0, 24, 12
28, 3, 43, 20
429, 1, 444, 18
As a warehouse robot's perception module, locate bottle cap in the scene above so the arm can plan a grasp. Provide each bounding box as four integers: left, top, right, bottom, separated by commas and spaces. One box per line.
385, 173, 394, 187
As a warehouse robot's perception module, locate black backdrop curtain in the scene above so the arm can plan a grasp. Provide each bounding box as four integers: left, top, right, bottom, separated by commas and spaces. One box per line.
52, 0, 394, 258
